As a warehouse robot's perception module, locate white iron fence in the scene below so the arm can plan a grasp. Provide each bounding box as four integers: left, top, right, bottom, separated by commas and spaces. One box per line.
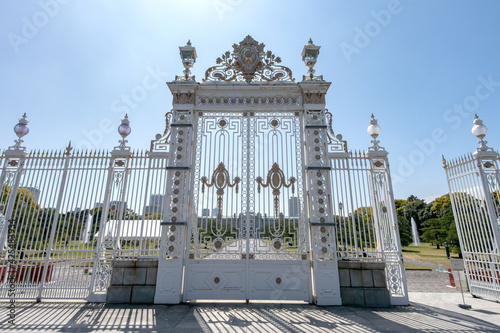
0, 148, 166, 300
444, 152, 500, 302
330, 151, 408, 304
0, 114, 407, 304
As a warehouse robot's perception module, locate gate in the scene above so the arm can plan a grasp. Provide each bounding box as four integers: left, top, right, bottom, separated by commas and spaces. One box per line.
1, 36, 408, 305
444, 117, 500, 302
184, 111, 310, 301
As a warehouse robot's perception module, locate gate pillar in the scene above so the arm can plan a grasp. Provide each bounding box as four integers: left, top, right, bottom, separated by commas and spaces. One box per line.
299, 81, 342, 305
155, 82, 197, 304
365, 116, 408, 305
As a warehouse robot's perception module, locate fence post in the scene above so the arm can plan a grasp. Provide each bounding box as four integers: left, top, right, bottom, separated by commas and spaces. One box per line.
36, 143, 73, 301
474, 151, 500, 294
154, 101, 195, 304
89, 115, 132, 297
89, 153, 115, 295
475, 152, 500, 256
299, 81, 342, 306
0, 113, 30, 255
366, 115, 408, 306
0, 152, 26, 256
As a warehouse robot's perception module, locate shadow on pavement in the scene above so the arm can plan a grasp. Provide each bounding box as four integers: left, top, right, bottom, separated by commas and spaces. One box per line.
0, 301, 499, 332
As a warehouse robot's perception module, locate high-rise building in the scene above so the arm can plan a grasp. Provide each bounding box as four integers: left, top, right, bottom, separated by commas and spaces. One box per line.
289, 197, 300, 217
145, 194, 165, 214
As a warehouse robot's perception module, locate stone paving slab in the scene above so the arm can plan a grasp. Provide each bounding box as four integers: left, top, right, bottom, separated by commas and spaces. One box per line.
1, 292, 500, 332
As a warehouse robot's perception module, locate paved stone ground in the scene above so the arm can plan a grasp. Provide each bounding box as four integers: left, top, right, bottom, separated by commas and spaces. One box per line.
0, 269, 491, 332
1, 292, 500, 332
406, 269, 468, 293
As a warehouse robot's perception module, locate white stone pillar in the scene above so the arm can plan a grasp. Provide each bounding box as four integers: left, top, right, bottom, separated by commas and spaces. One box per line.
299, 81, 342, 306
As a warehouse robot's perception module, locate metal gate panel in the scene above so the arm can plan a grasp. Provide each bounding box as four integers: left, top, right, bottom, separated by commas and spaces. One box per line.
184, 111, 310, 302
248, 261, 310, 301
0, 153, 66, 299
252, 112, 307, 260
189, 112, 245, 260
249, 112, 310, 301
43, 153, 110, 299
185, 261, 246, 300
445, 154, 500, 302
185, 112, 246, 301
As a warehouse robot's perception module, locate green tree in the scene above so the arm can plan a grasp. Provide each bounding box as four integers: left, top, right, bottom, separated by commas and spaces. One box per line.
421, 217, 448, 249
396, 213, 412, 247
401, 195, 431, 235
431, 194, 452, 217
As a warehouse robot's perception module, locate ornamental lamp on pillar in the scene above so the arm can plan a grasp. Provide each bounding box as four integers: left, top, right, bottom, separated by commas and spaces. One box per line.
116, 114, 131, 151
301, 38, 321, 81
10, 113, 29, 151
177, 40, 197, 81
472, 114, 495, 156
472, 114, 488, 147
367, 114, 385, 153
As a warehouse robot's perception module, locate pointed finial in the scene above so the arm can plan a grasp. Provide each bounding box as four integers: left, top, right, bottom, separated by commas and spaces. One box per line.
442, 155, 447, 168
187, 40, 191, 46
475, 113, 478, 119
65, 141, 73, 156
371, 113, 375, 119
22, 113, 27, 119
125, 113, 128, 119
308, 38, 313, 45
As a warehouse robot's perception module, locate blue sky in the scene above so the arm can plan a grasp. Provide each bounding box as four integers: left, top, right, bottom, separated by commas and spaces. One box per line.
1, 0, 500, 202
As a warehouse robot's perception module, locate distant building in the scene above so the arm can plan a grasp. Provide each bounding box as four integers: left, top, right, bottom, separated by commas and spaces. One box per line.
289, 197, 300, 217
109, 201, 127, 212
94, 201, 127, 211
212, 207, 218, 217
144, 194, 165, 214
202, 208, 210, 216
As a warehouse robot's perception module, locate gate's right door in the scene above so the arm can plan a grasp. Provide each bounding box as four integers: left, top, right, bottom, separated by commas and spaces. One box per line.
248, 111, 311, 301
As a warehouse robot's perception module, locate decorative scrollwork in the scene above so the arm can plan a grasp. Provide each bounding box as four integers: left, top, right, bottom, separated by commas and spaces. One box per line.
94, 261, 111, 291
201, 162, 240, 218
150, 111, 173, 152
256, 163, 296, 217
325, 110, 348, 153
197, 96, 299, 107
204, 35, 294, 83
173, 92, 195, 104
303, 92, 325, 104
113, 172, 124, 186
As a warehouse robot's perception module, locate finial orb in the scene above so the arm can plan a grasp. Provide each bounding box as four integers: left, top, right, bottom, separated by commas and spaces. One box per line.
367, 115, 381, 139
14, 113, 29, 138
472, 115, 488, 139
118, 114, 131, 138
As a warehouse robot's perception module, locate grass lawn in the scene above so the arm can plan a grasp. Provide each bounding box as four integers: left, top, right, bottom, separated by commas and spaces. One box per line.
402, 242, 459, 268
404, 262, 433, 270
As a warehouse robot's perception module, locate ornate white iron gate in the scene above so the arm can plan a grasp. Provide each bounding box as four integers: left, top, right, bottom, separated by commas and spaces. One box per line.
183, 111, 310, 302
444, 119, 500, 302
154, 36, 407, 306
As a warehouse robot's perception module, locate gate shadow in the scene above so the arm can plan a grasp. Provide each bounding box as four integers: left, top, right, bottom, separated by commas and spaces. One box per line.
1, 301, 499, 332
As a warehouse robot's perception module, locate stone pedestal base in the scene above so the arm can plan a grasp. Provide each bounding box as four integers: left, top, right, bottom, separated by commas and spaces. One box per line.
338, 261, 391, 307
106, 259, 158, 304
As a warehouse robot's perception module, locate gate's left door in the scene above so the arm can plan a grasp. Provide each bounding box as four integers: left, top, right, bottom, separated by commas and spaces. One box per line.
184, 112, 248, 301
